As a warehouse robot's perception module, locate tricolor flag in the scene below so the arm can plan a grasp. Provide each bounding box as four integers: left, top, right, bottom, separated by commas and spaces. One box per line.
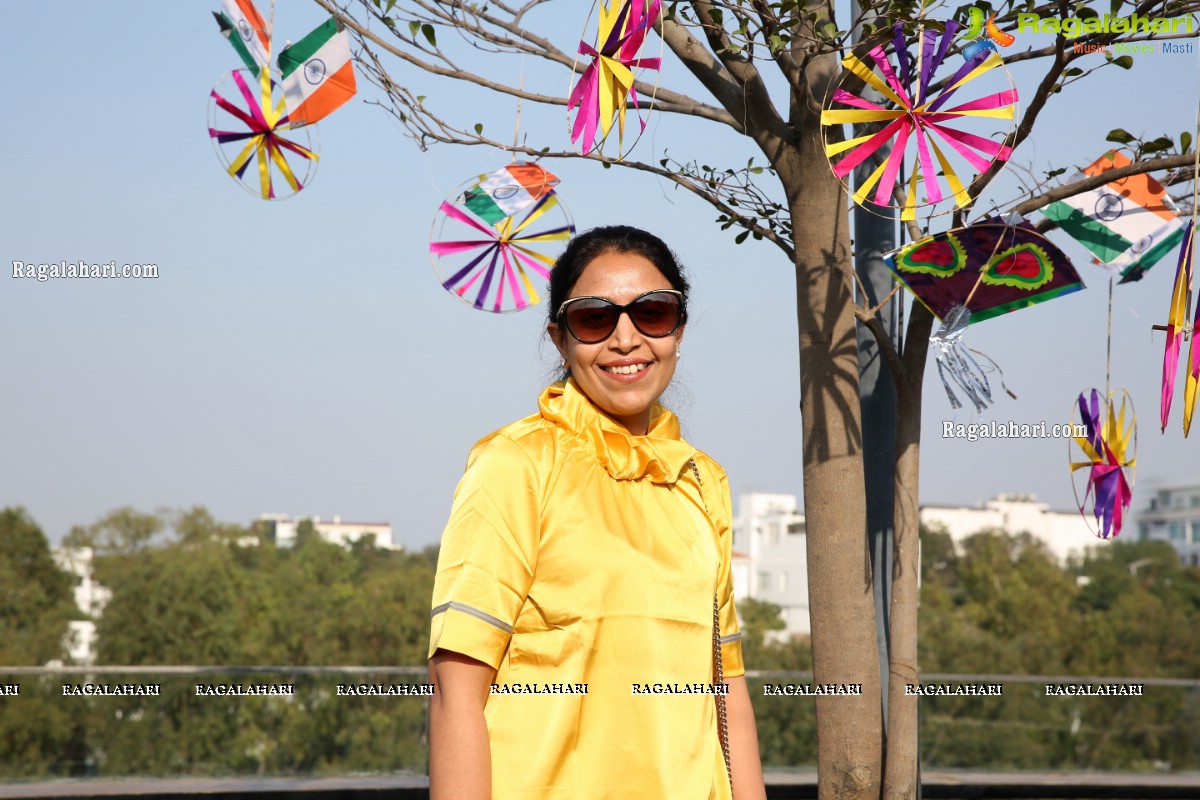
278, 18, 357, 128
461, 164, 561, 226
213, 0, 270, 69
1043, 150, 1184, 283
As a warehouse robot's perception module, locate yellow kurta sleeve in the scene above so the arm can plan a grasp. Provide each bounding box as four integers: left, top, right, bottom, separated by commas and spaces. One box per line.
428, 433, 541, 671
714, 466, 745, 677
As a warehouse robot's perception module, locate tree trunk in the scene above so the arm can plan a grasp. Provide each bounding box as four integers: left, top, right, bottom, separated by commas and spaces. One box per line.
785, 121, 883, 799
883, 303, 933, 800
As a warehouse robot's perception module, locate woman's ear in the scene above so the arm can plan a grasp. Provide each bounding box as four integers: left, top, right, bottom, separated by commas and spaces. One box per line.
547, 323, 567, 362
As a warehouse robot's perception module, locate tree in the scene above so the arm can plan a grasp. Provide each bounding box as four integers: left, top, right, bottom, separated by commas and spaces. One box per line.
0, 508, 82, 778
311, 1, 1200, 795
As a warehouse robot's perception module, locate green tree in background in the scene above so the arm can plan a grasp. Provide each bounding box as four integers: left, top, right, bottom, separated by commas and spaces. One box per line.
0, 508, 75, 665
0, 508, 82, 778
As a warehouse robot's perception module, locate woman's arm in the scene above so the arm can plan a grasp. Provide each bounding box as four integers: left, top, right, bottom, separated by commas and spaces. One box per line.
428, 648, 496, 800
725, 675, 767, 800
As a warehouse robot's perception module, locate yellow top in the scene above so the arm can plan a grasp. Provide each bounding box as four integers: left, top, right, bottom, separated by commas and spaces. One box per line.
429, 379, 744, 800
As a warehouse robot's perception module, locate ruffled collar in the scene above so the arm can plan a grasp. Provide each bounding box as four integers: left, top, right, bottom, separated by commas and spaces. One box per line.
538, 379, 696, 484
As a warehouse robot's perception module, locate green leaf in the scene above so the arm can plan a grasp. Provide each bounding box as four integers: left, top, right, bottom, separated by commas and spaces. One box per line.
1045, 167, 1067, 179
416, 95, 426, 104
1112, 55, 1133, 69
735, 230, 750, 244
385, 0, 397, 13
1064, 67, 1083, 77
1142, 136, 1173, 154
1182, 131, 1193, 154
408, 20, 420, 38
421, 23, 437, 48
473, 123, 484, 135
1105, 128, 1135, 144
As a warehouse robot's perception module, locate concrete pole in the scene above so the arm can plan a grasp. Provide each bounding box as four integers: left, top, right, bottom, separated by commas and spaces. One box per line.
849, 2, 899, 734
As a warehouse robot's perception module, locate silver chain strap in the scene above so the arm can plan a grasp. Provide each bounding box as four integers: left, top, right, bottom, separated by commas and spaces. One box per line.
690, 458, 733, 790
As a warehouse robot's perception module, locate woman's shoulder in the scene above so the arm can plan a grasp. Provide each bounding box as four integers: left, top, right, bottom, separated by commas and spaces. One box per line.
466, 409, 558, 466
685, 443, 728, 481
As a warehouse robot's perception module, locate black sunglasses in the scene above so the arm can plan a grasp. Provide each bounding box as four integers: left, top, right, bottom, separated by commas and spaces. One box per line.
556, 290, 686, 344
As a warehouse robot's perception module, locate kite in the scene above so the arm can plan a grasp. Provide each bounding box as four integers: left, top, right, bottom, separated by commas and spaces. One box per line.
1158, 220, 1196, 432
568, 0, 662, 159
1069, 388, 1135, 539
460, 163, 560, 226
886, 218, 1082, 411
214, 0, 270, 70
820, 20, 1019, 221
430, 165, 575, 313
1043, 150, 1185, 283
207, 67, 319, 200
277, 17, 358, 128
885, 218, 1084, 323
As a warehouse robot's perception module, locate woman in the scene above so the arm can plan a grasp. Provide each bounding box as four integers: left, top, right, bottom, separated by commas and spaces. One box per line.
427, 225, 766, 799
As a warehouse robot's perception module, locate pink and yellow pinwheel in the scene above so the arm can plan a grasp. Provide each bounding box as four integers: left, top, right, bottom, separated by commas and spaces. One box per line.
208, 68, 319, 200
429, 170, 575, 313
1160, 220, 1196, 432
568, 0, 661, 159
1070, 389, 1135, 539
821, 20, 1018, 220
1180, 225, 1200, 434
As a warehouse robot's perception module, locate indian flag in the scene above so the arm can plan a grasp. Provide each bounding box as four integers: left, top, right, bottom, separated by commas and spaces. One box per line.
214, 0, 270, 69
1043, 150, 1183, 282
461, 164, 561, 226
278, 18, 357, 128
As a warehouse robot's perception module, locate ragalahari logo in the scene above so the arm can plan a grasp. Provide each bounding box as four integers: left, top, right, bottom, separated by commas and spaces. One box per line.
960, 6, 1016, 60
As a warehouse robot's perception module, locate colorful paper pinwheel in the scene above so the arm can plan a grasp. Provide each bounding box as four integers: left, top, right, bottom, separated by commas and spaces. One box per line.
821, 20, 1018, 220
1159, 220, 1197, 432
885, 218, 1084, 323
430, 167, 575, 313
208, 68, 319, 200
568, 0, 662, 159
1070, 389, 1135, 539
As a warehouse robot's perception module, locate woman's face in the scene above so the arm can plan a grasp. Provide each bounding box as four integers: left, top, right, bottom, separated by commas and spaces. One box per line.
548, 250, 684, 435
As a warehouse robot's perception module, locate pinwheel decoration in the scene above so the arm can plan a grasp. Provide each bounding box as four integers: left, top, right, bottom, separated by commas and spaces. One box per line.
1157, 221, 1197, 432
430, 164, 575, 313
1069, 389, 1136, 539
821, 20, 1018, 220
208, 1, 356, 199
885, 218, 1083, 411
208, 68, 319, 200
568, 0, 662, 159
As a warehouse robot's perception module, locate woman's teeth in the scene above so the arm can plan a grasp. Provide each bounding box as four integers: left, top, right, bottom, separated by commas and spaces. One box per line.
604, 363, 648, 375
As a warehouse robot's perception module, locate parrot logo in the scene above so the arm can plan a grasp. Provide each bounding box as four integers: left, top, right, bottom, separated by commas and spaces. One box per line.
961, 7, 1016, 60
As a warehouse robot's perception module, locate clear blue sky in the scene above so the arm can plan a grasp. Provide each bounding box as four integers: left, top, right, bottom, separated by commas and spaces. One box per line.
1, 2, 1197, 549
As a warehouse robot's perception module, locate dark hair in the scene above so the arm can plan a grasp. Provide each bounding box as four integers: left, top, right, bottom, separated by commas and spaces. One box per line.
547, 225, 691, 326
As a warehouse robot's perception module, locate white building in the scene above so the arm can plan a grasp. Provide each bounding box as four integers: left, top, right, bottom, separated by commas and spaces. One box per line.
731, 493, 810, 639
919, 493, 1099, 564
258, 514, 398, 550
1131, 483, 1200, 567
50, 546, 111, 665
